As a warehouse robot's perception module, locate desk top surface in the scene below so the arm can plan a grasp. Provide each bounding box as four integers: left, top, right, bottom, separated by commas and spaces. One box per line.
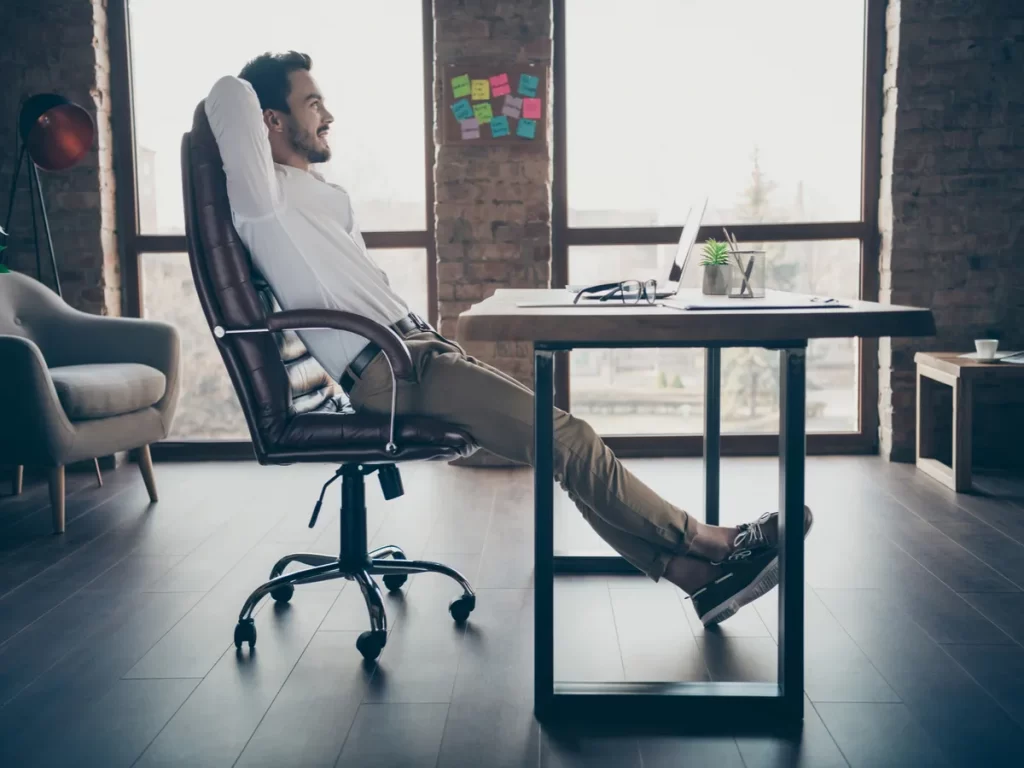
458, 289, 935, 344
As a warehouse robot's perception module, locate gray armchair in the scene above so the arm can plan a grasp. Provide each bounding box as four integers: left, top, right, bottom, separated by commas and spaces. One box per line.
0, 271, 180, 532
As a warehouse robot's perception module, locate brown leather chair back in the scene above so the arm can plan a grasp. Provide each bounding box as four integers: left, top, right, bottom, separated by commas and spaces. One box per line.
181, 101, 344, 459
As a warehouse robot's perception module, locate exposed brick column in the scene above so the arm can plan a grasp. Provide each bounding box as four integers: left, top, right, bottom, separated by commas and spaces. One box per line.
878, 0, 1024, 462
434, 0, 553, 466
0, 0, 119, 318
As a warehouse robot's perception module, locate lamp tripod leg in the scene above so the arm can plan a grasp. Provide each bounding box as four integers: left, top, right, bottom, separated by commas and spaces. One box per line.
2, 144, 26, 266
31, 164, 61, 299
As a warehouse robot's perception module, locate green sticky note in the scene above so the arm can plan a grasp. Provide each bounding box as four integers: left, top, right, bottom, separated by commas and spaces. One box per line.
451, 74, 470, 98
516, 117, 536, 139
451, 98, 473, 121
472, 102, 493, 124
490, 115, 510, 138
518, 73, 539, 97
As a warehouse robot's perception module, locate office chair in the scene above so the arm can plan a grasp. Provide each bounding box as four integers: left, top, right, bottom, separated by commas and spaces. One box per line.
181, 101, 478, 662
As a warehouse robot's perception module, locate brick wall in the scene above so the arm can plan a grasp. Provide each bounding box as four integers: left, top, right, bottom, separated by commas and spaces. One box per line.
0, 0, 119, 317
435, 0, 552, 466
878, 0, 1024, 462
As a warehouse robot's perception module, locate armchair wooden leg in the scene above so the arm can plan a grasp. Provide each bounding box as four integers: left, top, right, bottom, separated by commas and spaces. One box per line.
49, 466, 65, 534
93, 457, 103, 487
14, 465, 23, 495
138, 444, 158, 503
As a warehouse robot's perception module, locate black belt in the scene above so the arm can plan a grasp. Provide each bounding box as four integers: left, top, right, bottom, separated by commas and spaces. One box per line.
340, 313, 432, 392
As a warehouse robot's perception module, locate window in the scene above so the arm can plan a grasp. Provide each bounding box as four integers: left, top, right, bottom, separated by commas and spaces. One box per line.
110, 1, 435, 448
555, 0, 882, 452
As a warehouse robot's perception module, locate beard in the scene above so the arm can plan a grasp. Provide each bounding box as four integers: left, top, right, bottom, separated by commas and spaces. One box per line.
287, 119, 331, 164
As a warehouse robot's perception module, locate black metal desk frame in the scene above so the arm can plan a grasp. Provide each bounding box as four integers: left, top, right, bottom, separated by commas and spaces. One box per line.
534, 339, 806, 730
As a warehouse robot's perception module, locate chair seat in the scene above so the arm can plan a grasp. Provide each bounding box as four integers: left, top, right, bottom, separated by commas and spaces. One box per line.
50, 363, 166, 420
266, 411, 477, 464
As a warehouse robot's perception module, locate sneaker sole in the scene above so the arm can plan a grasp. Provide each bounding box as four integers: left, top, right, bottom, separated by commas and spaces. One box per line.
700, 555, 779, 627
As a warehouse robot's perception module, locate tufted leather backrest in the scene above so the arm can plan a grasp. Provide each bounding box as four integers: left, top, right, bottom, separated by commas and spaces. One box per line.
181, 100, 348, 458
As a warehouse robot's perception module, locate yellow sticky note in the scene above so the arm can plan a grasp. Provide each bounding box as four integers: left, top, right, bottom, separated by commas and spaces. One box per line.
471, 79, 490, 101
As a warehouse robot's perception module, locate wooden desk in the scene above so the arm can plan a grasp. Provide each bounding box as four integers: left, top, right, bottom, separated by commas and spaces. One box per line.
458, 289, 934, 731
915, 352, 1024, 492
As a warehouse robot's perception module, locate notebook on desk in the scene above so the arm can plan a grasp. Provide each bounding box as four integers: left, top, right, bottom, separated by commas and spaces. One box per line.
661, 291, 851, 311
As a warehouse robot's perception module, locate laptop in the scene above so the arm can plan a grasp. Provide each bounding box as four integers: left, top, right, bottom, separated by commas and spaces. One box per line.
567, 196, 708, 301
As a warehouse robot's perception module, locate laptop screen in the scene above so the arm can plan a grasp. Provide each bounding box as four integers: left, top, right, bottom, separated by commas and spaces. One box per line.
667, 196, 709, 284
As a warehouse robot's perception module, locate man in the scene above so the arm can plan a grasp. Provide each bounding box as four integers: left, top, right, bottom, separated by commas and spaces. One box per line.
204, 51, 812, 627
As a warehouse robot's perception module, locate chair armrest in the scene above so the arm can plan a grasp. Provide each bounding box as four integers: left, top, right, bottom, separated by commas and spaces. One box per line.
0, 335, 75, 465
248, 309, 414, 380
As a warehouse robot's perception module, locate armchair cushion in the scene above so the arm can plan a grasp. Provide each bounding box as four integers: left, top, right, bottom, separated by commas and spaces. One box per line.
50, 363, 167, 420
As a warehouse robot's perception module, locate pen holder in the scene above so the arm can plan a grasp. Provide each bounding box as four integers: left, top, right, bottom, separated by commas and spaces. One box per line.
728, 250, 766, 299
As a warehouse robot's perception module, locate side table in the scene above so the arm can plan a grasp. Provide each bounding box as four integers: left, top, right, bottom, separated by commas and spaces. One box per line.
915, 351, 1024, 492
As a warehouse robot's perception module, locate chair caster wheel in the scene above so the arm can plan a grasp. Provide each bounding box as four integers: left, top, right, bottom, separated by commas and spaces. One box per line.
356, 630, 386, 661
449, 595, 475, 624
234, 620, 256, 650
270, 584, 294, 603
382, 551, 408, 593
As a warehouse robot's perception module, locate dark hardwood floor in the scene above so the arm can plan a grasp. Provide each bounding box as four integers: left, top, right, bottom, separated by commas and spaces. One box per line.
1, 455, 1022, 767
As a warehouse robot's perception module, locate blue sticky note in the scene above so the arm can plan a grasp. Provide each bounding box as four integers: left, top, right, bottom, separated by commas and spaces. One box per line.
518, 73, 539, 97
490, 115, 510, 138
516, 118, 536, 139
451, 98, 473, 121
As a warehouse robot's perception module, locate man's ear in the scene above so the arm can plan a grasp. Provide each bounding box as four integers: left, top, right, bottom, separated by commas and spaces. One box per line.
263, 109, 283, 133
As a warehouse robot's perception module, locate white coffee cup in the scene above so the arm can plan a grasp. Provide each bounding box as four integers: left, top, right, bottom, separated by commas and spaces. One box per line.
975, 339, 999, 359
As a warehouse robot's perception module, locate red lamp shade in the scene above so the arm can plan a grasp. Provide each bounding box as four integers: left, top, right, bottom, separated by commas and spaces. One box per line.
19, 93, 95, 171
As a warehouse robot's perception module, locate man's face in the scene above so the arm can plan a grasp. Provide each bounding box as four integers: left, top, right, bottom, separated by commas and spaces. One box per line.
281, 69, 334, 163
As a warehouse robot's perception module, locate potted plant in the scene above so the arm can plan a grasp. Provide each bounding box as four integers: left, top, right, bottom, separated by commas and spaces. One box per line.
700, 238, 731, 295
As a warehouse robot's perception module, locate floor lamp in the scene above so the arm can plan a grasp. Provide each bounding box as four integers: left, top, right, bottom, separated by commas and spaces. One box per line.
2, 93, 95, 298
3, 94, 104, 489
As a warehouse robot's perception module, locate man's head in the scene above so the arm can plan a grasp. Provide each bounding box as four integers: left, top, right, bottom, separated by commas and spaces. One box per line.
239, 51, 333, 169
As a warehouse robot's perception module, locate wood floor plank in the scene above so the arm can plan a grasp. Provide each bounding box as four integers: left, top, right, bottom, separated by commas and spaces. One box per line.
554, 578, 624, 683
735, 697, 850, 768
816, 587, 1024, 767
476, 475, 535, 590
0, 590, 203, 765
638, 734, 744, 768
234, 631, 374, 768
815, 702, 952, 768
609, 585, 708, 682
451, 588, 533, 705
437, 700, 540, 768
541, 732, 641, 767
23, 678, 201, 768
334, 702, 451, 768
958, 592, 1024, 644
754, 588, 901, 703
941, 643, 1024, 730
133, 591, 337, 767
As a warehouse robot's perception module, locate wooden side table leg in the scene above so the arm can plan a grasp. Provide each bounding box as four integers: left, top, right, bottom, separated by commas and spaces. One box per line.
952, 378, 973, 492
916, 370, 935, 461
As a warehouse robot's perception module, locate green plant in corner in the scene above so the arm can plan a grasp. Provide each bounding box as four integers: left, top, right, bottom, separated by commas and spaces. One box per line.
700, 238, 730, 267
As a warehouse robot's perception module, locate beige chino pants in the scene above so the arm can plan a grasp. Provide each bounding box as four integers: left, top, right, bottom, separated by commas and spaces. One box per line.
347, 329, 697, 582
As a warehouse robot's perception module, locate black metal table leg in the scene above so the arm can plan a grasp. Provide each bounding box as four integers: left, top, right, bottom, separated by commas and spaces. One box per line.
534, 348, 555, 721
778, 346, 806, 721
704, 347, 721, 526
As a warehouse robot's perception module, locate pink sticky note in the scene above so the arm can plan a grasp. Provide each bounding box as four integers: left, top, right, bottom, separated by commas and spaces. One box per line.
490, 73, 511, 97
523, 97, 541, 120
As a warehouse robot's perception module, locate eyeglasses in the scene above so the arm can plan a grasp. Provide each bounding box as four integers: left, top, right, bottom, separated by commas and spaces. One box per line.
573, 279, 658, 305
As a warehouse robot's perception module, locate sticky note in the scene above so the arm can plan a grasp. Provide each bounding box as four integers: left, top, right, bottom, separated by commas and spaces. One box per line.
518, 73, 539, 97
461, 117, 479, 131
472, 102, 493, 124
490, 115, 510, 138
516, 117, 536, 139
502, 95, 522, 119
451, 74, 470, 98
451, 98, 473, 121
471, 79, 490, 100
490, 73, 510, 97
462, 128, 480, 140
522, 97, 541, 120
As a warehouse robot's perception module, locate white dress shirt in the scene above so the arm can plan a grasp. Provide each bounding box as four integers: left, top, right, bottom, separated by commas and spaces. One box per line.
203, 75, 411, 382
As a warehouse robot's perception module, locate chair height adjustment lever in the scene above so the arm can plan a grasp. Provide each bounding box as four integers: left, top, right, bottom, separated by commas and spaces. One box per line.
309, 468, 344, 528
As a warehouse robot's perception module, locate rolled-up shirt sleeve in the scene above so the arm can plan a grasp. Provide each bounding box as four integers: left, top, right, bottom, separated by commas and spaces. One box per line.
204, 75, 280, 220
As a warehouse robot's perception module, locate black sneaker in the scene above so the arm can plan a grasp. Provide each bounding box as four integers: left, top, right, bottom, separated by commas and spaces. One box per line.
691, 548, 781, 627
713, 505, 814, 566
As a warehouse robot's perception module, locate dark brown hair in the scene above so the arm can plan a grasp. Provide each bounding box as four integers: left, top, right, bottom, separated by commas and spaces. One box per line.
238, 51, 312, 112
